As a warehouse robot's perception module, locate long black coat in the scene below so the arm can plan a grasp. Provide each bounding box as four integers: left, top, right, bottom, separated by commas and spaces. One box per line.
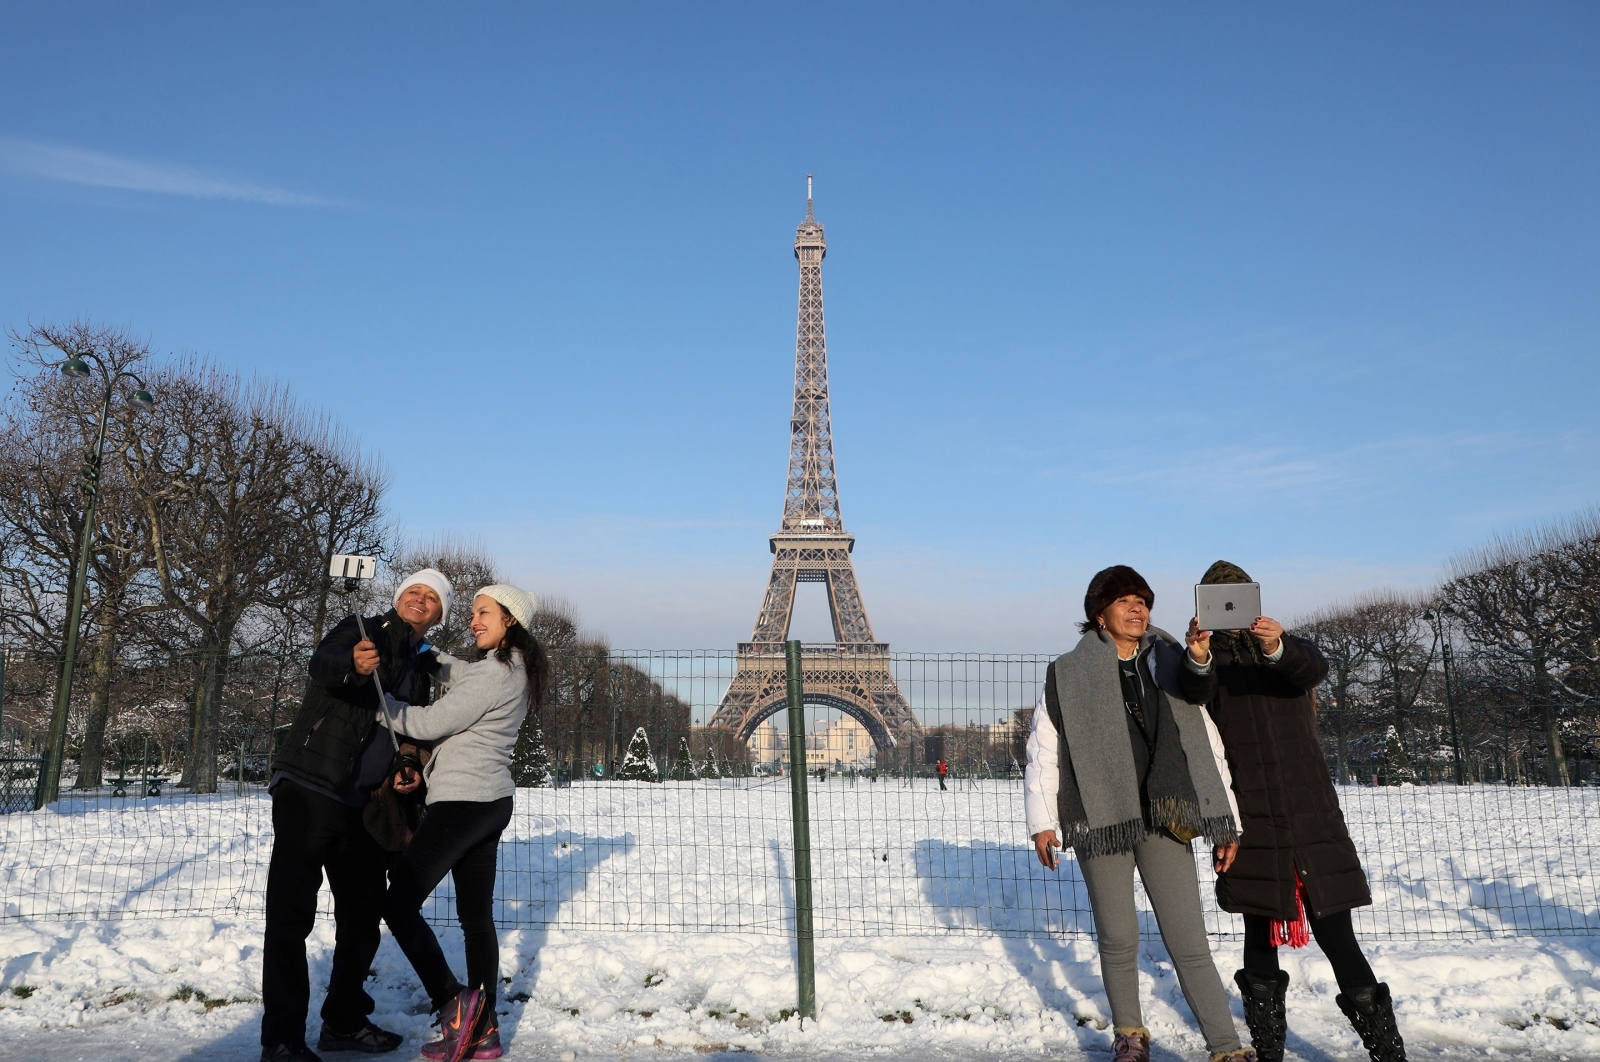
1185, 633, 1371, 920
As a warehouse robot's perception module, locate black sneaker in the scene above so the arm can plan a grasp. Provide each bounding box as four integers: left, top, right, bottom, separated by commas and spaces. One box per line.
318, 1021, 404, 1054
263, 1045, 325, 1062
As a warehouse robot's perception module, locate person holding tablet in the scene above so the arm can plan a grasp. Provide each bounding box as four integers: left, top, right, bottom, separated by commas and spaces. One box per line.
1024, 565, 1249, 1062
1187, 561, 1404, 1062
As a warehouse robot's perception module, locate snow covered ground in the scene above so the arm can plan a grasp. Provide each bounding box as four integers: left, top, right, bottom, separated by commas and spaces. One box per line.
2, 781, 1599, 1060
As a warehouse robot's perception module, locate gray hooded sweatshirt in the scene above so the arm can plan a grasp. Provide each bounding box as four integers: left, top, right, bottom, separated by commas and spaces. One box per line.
383, 650, 529, 804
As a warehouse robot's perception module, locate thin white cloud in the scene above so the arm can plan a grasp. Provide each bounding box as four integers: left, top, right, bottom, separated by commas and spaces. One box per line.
1086, 429, 1541, 499
0, 138, 342, 207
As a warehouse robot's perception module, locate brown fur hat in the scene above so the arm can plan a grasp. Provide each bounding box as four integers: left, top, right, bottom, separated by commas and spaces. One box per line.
1080, 565, 1155, 634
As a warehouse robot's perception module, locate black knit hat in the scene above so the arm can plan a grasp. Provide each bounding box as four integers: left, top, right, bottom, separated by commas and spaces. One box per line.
1081, 565, 1155, 633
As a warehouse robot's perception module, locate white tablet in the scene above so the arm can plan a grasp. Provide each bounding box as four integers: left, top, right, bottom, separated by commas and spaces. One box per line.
1195, 582, 1262, 631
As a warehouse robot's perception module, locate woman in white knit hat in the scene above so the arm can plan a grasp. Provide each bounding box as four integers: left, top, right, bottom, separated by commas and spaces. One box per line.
379, 584, 547, 1062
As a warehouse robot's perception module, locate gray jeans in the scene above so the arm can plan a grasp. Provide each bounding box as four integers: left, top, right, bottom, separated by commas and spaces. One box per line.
1079, 831, 1241, 1054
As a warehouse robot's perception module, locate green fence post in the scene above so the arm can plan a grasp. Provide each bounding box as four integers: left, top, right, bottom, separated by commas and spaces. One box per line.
783, 639, 817, 1022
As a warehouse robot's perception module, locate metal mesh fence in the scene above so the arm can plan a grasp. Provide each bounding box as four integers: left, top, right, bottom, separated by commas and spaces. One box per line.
2, 649, 1597, 940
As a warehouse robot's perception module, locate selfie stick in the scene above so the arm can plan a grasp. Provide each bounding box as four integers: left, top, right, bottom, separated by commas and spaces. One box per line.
354, 614, 401, 755
331, 555, 400, 754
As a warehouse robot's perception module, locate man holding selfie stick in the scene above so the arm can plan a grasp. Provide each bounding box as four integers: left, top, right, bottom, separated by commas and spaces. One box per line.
1187, 561, 1404, 1062
259, 568, 452, 1062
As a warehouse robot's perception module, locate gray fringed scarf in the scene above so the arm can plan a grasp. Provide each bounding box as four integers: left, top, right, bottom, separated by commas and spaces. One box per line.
1046, 627, 1239, 857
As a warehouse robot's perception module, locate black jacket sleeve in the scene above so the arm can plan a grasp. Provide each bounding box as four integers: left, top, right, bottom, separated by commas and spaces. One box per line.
307, 614, 364, 690
1271, 634, 1328, 692
1177, 653, 1218, 706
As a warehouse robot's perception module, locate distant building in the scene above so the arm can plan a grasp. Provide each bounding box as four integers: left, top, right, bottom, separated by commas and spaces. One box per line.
747, 719, 786, 765
986, 716, 1020, 746
744, 713, 877, 770
807, 713, 874, 769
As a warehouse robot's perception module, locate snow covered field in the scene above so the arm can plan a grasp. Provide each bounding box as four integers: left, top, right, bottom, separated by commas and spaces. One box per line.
2, 781, 1599, 1060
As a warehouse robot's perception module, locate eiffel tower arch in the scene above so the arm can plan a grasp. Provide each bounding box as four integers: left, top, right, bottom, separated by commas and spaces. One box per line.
709, 179, 921, 757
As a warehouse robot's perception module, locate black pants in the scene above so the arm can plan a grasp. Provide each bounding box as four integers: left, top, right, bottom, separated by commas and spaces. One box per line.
382, 797, 513, 1012
261, 779, 392, 1048
1242, 910, 1377, 994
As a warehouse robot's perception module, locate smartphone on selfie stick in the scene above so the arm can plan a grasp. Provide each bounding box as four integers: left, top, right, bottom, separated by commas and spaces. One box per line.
330, 554, 400, 755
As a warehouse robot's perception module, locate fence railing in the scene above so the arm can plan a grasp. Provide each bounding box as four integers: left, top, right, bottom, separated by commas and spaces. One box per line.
1, 649, 1596, 941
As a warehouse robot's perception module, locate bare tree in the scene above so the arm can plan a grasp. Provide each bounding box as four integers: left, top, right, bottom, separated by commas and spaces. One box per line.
1542, 511, 1600, 703
1353, 592, 1438, 761
123, 362, 323, 793
0, 323, 171, 786
288, 421, 392, 647
1441, 526, 1599, 786
530, 594, 590, 651
517, 595, 608, 784
1299, 601, 1375, 783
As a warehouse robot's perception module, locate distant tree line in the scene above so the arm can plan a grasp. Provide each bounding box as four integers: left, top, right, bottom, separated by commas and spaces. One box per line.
0, 321, 716, 793
1302, 513, 1600, 786
10, 322, 1595, 793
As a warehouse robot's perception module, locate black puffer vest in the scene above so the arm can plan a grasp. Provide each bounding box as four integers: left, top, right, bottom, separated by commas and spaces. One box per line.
273, 609, 440, 796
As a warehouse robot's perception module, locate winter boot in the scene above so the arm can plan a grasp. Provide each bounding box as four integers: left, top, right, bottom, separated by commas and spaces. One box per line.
1336, 983, 1406, 1062
1234, 969, 1290, 1062
1112, 1026, 1150, 1062
1208, 1051, 1258, 1062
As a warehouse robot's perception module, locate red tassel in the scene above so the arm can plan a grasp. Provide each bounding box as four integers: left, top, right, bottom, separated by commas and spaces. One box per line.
1269, 870, 1311, 949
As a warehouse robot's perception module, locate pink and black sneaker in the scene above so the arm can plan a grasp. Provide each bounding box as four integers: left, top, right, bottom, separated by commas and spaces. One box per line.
420, 988, 486, 1062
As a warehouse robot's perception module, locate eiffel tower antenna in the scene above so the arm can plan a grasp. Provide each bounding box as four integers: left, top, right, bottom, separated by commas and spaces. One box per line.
710, 182, 921, 756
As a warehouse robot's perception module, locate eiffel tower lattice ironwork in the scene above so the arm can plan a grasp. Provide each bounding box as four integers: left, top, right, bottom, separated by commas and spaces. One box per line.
710, 180, 921, 755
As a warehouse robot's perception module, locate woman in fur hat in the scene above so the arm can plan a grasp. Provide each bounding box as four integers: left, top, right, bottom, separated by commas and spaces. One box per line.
381, 585, 549, 1062
1187, 561, 1404, 1062
1024, 565, 1250, 1062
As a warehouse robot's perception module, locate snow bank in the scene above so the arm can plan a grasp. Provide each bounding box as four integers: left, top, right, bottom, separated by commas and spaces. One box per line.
2, 781, 1599, 1058
6, 781, 1597, 940
3, 920, 1598, 1060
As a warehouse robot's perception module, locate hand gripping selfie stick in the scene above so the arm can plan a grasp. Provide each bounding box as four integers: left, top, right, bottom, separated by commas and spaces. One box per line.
331, 554, 400, 755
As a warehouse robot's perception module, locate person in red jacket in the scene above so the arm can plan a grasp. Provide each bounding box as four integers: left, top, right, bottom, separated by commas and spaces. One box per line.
936, 758, 949, 791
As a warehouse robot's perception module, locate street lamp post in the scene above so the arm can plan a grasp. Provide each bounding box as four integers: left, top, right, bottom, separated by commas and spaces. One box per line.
35, 352, 154, 808
1423, 606, 1463, 786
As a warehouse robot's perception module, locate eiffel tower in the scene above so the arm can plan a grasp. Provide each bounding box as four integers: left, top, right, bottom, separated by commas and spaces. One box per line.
710, 179, 921, 757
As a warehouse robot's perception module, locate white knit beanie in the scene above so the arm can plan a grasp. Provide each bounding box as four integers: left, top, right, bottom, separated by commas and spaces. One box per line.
475, 584, 537, 630
393, 567, 454, 626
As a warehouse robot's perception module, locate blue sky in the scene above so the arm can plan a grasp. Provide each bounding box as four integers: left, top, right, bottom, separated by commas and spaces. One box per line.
2, 4, 1597, 650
